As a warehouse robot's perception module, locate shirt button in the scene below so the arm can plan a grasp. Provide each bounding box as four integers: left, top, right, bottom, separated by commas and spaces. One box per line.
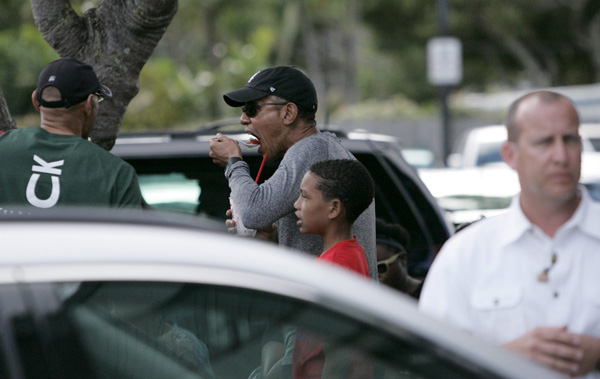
553, 292, 559, 298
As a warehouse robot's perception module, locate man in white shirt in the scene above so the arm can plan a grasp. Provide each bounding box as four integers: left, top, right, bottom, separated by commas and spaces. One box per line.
419, 90, 600, 377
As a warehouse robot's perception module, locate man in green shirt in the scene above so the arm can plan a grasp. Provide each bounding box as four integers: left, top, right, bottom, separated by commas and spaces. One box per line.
0, 58, 144, 209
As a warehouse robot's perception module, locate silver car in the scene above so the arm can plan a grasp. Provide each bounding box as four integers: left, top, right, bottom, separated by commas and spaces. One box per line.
0, 209, 562, 379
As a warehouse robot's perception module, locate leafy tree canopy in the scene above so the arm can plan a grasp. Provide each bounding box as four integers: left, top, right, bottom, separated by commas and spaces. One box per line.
1, 0, 599, 133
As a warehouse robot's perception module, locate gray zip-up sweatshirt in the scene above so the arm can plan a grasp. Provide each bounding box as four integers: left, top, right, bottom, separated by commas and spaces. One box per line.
225, 131, 377, 280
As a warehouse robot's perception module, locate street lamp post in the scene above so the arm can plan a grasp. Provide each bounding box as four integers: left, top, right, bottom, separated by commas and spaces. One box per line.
438, 0, 451, 162
427, 0, 461, 164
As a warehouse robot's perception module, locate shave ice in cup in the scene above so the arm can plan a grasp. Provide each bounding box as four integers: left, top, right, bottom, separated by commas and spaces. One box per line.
229, 197, 257, 237
228, 140, 265, 238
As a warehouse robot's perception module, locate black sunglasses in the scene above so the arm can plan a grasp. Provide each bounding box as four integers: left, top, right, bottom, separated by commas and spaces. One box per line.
377, 253, 401, 275
242, 102, 288, 118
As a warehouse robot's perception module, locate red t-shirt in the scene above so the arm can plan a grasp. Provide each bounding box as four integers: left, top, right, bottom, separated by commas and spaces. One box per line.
317, 237, 370, 277
292, 237, 372, 379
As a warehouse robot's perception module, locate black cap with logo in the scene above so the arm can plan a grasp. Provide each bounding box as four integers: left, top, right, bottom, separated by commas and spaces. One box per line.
223, 66, 317, 113
36, 58, 112, 109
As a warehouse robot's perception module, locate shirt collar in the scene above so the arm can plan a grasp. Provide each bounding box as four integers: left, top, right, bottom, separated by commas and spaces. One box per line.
499, 186, 600, 247
563, 186, 600, 241
497, 194, 532, 247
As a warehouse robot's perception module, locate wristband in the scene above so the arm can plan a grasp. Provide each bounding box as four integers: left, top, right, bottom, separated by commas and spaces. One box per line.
226, 157, 243, 171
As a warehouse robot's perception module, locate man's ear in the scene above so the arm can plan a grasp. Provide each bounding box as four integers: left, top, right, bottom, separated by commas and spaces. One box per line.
328, 199, 342, 220
501, 141, 517, 170
282, 102, 299, 126
82, 94, 95, 116
31, 90, 40, 112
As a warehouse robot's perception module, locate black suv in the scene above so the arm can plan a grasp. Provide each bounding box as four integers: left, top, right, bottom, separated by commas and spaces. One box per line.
111, 123, 451, 277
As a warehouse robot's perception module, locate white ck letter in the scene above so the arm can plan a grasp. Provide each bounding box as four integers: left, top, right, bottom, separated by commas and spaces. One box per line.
26, 155, 64, 208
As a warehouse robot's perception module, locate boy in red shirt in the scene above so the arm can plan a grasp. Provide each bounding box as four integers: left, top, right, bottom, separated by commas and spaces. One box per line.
294, 159, 374, 276
292, 158, 374, 378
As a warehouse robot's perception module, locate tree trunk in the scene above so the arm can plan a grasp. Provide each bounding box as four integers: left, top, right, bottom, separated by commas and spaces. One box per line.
30, 0, 178, 150
0, 87, 16, 132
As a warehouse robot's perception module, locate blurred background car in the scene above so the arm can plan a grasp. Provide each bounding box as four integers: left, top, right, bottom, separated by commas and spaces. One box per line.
111, 122, 451, 278
581, 123, 600, 151
446, 124, 598, 169
417, 166, 520, 227
0, 209, 562, 379
421, 124, 600, 228
445, 125, 508, 169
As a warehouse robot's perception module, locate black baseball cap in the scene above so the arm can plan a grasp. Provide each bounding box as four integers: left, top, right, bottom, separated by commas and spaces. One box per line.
223, 66, 317, 112
36, 58, 112, 108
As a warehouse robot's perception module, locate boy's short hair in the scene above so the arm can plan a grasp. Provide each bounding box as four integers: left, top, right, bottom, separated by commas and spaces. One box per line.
309, 159, 374, 224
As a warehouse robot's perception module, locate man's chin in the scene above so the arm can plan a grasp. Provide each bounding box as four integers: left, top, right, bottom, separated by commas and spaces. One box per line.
546, 185, 580, 203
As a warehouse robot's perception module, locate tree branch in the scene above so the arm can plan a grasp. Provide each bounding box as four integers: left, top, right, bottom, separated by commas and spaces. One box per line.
30, 0, 178, 150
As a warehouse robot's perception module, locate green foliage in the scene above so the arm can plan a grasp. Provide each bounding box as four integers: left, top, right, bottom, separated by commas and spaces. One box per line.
122, 58, 190, 130
0, 0, 29, 32
122, 21, 280, 130
331, 95, 432, 121
0, 23, 58, 117
3, 0, 600, 131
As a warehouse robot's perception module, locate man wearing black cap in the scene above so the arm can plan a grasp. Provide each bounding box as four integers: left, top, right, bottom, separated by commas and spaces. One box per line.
209, 66, 376, 280
0, 58, 144, 209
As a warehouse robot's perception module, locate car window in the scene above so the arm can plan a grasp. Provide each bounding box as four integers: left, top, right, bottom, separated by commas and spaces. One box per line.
126, 154, 276, 220
139, 173, 201, 213
401, 148, 436, 169
584, 182, 600, 201
0, 281, 488, 379
476, 141, 503, 166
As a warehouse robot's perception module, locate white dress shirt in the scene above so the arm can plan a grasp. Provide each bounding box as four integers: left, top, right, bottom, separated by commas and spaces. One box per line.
419, 187, 600, 377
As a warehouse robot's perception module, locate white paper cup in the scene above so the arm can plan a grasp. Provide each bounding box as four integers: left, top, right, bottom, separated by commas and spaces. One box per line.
229, 197, 257, 237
